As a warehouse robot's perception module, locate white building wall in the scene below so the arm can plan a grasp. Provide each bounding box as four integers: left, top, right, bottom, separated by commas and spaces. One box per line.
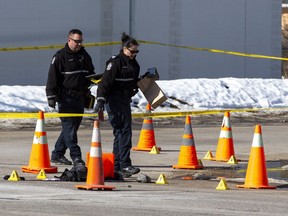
0, 0, 282, 85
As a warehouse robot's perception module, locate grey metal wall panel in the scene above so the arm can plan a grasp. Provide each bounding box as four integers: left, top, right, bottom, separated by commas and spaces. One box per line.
0, 0, 282, 85
245, 0, 282, 78
134, 0, 281, 79
0, 0, 102, 85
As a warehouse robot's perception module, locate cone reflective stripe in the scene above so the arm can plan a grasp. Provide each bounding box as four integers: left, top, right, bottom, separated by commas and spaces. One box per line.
252, 126, 263, 147
33, 132, 47, 145
237, 125, 276, 189
219, 125, 232, 138
182, 131, 195, 146
173, 116, 203, 169
214, 112, 236, 162
184, 115, 193, 135
22, 111, 57, 173
181, 116, 195, 146
132, 103, 161, 151
90, 147, 101, 158
75, 121, 115, 190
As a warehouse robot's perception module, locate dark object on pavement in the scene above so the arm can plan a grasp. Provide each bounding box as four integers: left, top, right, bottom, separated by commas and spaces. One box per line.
136, 173, 151, 183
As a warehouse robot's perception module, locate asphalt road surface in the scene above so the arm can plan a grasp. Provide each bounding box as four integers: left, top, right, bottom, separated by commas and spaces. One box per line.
0, 113, 288, 215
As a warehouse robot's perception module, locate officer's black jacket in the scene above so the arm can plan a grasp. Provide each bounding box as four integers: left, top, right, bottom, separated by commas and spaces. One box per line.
97, 50, 140, 102
46, 43, 95, 99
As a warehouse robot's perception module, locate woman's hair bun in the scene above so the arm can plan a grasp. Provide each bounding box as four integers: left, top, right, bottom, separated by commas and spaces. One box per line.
121, 32, 130, 43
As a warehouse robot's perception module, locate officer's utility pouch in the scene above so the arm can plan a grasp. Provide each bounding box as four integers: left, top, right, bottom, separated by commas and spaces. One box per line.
84, 92, 96, 109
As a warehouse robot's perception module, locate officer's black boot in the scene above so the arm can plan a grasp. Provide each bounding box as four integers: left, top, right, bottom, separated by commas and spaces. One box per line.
121, 166, 140, 177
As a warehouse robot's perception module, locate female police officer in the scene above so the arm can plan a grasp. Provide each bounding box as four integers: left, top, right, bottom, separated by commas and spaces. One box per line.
95, 32, 140, 178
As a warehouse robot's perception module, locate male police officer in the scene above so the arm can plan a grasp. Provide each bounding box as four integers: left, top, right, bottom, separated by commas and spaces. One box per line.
46, 29, 95, 178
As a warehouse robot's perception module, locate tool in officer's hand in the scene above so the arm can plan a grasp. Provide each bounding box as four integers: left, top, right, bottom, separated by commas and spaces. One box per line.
86, 73, 103, 84
94, 99, 105, 121
98, 110, 104, 121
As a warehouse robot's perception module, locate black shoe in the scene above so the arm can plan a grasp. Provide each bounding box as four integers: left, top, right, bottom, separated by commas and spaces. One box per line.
121, 166, 140, 176
51, 156, 72, 165
120, 171, 133, 178
113, 172, 125, 181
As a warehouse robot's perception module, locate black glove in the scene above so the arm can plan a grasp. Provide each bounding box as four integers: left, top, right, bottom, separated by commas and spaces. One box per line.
47, 97, 56, 109
94, 99, 105, 112
131, 89, 139, 97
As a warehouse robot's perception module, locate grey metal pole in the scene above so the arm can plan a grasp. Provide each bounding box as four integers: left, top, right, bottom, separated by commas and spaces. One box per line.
129, 0, 134, 36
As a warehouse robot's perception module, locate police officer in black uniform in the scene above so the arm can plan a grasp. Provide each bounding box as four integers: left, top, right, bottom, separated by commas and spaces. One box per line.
46, 29, 95, 176
95, 32, 140, 178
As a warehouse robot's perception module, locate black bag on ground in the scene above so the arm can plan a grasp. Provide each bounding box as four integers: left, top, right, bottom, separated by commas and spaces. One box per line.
55, 167, 87, 182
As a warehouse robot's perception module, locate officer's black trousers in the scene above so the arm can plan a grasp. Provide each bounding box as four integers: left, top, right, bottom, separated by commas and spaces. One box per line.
51, 92, 84, 162
106, 95, 132, 171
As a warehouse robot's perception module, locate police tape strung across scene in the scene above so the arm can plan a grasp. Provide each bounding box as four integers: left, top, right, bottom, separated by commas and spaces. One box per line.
0, 40, 287, 61
0, 107, 284, 119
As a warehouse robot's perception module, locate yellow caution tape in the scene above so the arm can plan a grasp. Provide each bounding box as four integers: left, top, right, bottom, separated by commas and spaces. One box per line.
237, 167, 284, 173
139, 40, 288, 61
0, 107, 285, 119
0, 45, 64, 52
84, 41, 121, 48
0, 41, 121, 52
0, 40, 286, 61
0, 113, 97, 119
132, 107, 274, 118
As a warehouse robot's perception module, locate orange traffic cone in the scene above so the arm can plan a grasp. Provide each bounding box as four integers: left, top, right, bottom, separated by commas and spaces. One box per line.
86, 152, 115, 179
75, 121, 115, 190
237, 125, 276, 189
213, 112, 237, 162
132, 103, 161, 151
22, 111, 57, 174
173, 116, 203, 169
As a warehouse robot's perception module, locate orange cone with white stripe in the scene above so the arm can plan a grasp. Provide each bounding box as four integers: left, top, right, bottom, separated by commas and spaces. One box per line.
214, 112, 236, 162
22, 111, 58, 173
86, 152, 115, 180
173, 116, 203, 169
237, 125, 276, 189
132, 103, 161, 151
75, 120, 115, 190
